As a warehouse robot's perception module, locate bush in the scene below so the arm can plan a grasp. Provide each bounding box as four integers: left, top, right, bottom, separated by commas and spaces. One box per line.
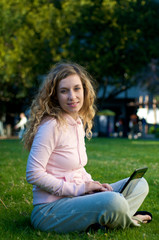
148, 125, 159, 138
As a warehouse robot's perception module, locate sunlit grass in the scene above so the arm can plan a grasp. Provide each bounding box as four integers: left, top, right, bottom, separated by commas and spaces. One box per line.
0, 138, 159, 240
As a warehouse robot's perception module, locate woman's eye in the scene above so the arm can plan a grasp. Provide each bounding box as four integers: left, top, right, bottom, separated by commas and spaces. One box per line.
61, 89, 67, 93
75, 87, 80, 91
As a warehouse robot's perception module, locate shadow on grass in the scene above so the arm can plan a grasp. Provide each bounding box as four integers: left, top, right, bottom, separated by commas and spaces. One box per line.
1, 213, 33, 238
1, 211, 88, 239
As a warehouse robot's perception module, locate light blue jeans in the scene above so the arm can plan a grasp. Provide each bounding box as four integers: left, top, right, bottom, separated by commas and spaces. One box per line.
31, 178, 149, 233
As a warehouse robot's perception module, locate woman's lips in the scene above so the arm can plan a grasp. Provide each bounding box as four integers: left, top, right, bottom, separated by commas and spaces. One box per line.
68, 102, 79, 107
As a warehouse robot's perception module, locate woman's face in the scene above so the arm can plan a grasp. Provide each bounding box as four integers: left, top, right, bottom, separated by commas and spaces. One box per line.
57, 74, 84, 120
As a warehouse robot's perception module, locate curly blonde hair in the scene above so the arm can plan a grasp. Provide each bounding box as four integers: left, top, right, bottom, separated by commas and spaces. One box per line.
23, 62, 97, 150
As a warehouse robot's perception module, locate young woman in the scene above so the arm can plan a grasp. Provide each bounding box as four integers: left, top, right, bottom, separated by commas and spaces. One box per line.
24, 62, 151, 233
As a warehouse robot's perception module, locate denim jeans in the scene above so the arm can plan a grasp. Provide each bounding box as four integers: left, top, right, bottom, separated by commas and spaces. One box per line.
31, 177, 149, 233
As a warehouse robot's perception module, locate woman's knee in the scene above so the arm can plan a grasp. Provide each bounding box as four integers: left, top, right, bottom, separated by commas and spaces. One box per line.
98, 192, 130, 228
140, 177, 149, 195
102, 192, 129, 215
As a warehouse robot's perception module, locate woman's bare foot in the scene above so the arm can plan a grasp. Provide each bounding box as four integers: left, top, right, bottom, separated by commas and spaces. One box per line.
132, 214, 152, 224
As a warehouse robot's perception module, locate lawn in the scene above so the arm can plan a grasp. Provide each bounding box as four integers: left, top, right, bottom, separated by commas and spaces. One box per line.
0, 138, 159, 240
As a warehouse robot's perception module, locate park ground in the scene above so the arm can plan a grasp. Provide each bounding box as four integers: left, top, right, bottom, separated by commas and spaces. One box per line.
0, 138, 159, 240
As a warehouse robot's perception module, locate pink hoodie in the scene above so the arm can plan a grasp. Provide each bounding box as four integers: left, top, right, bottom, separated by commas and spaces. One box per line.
26, 114, 93, 205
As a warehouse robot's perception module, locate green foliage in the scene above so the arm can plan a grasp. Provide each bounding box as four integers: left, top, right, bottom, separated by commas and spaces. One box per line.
97, 109, 115, 116
0, 138, 159, 239
65, 0, 159, 98
1, 0, 159, 104
0, 0, 65, 101
148, 125, 159, 138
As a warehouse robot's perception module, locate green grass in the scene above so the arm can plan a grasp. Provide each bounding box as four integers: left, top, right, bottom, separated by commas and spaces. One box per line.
0, 138, 159, 240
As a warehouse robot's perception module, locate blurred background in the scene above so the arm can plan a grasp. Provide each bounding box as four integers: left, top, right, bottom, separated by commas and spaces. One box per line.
0, 0, 159, 139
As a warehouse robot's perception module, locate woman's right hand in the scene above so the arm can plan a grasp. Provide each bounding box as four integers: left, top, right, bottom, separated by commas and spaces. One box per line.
85, 181, 108, 194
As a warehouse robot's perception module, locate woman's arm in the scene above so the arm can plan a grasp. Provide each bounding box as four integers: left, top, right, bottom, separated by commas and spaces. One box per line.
26, 119, 86, 197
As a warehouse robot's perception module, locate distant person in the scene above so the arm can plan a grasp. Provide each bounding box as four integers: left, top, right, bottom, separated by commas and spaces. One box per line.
116, 118, 124, 137
15, 112, 27, 139
0, 115, 5, 136
23, 62, 152, 233
129, 114, 139, 139
141, 118, 147, 137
